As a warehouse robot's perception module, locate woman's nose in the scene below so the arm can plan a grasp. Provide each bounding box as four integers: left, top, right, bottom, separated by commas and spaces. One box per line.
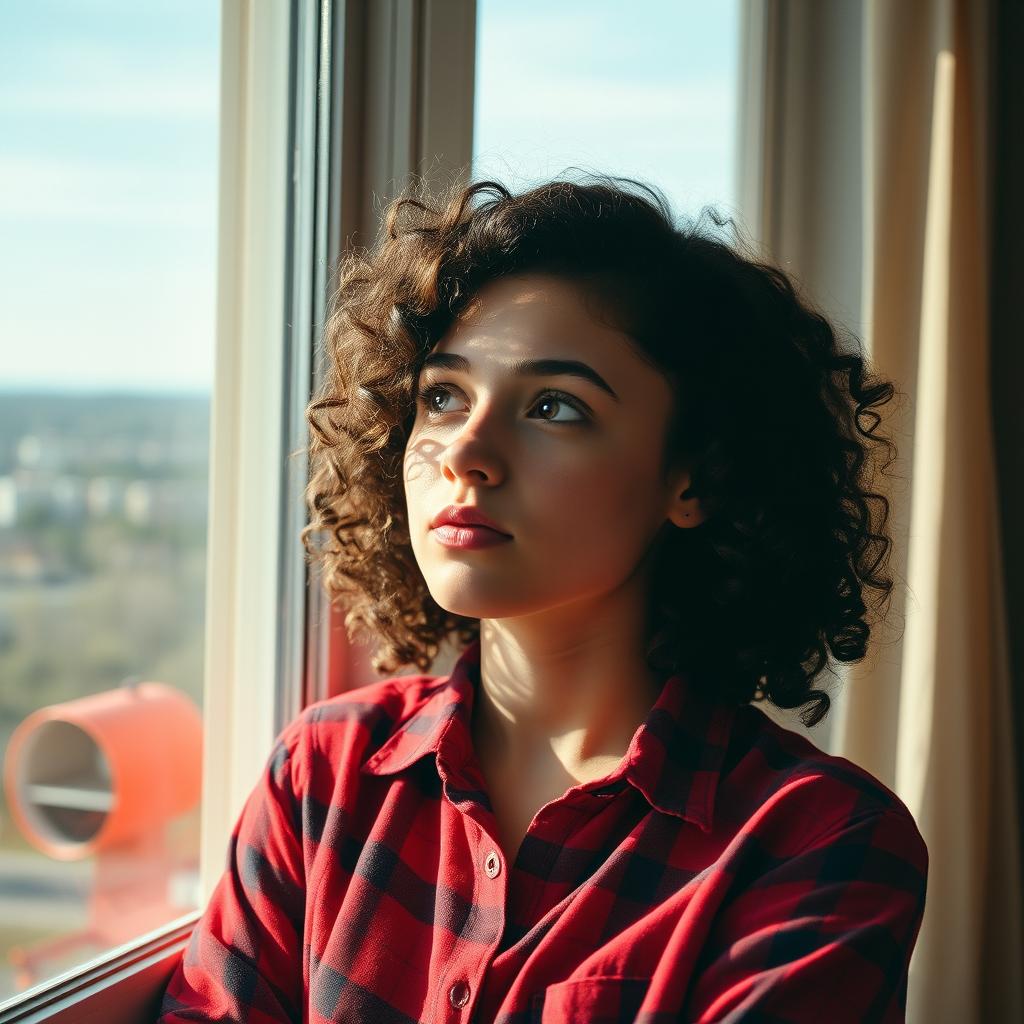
440, 411, 506, 484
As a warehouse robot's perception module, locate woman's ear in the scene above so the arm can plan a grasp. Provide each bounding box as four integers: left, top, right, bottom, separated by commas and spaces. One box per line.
665, 471, 707, 528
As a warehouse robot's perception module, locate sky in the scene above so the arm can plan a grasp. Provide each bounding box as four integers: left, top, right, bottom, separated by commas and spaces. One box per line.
473, 0, 740, 220
0, 0, 739, 395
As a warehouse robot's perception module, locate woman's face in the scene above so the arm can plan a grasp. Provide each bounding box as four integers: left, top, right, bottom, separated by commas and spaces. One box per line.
403, 272, 695, 624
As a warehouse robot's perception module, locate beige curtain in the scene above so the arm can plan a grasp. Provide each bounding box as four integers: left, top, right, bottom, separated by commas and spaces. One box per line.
738, 1, 1023, 1020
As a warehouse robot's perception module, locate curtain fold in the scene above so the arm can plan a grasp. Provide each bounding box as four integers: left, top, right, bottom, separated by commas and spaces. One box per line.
738, 1, 1022, 1019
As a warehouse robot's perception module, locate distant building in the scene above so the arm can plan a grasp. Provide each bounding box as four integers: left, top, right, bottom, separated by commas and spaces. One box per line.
0, 534, 46, 583
51, 475, 88, 521
124, 479, 208, 526
85, 477, 127, 518
0, 470, 207, 528
0, 473, 53, 526
0, 477, 15, 528
124, 480, 153, 524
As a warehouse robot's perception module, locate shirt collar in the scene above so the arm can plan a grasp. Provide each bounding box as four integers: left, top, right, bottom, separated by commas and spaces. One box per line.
360, 637, 737, 833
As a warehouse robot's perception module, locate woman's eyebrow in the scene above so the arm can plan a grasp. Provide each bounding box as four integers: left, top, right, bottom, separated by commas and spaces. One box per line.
420, 351, 620, 401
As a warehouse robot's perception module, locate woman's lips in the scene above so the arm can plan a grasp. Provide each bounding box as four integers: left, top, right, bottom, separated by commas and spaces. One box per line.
431, 524, 513, 549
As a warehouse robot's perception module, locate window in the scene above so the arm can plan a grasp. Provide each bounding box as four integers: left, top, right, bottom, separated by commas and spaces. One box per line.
473, 0, 741, 220
0, 0, 219, 1002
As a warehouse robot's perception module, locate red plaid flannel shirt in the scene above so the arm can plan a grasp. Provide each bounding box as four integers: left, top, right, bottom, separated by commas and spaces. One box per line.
158, 637, 928, 1022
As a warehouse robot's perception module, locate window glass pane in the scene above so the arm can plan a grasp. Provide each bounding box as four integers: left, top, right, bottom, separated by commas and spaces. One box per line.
473, 0, 740, 220
0, 1, 218, 1000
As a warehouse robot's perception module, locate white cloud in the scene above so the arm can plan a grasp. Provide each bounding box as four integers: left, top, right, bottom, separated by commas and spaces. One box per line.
0, 81, 218, 120
0, 154, 217, 228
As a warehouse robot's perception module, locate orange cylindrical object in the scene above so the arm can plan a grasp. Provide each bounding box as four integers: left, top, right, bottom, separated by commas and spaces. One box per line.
3, 682, 203, 859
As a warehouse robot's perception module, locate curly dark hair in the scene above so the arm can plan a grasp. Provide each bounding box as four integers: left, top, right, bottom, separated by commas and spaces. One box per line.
300, 171, 903, 728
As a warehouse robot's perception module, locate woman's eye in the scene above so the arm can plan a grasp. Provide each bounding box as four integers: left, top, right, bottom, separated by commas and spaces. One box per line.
416, 384, 463, 416
415, 383, 588, 424
531, 392, 588, 423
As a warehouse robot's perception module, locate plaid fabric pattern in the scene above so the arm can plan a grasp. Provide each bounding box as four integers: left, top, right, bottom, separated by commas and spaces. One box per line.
158, 637, 928, 1023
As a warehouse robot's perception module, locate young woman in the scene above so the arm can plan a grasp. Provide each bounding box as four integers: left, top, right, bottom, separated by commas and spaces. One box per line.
159, 175, 928, 1023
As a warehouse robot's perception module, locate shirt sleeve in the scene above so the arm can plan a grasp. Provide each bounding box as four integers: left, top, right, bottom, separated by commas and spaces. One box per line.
157, 718, 308, 1024
682, 806, 929, 1024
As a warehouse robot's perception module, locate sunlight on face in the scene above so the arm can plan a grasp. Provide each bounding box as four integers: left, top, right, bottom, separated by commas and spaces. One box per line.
402, 272, 682, 623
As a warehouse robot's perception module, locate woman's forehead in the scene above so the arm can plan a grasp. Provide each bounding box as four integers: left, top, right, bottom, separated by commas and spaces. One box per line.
451, 272, 600, 331
435, 276, 638, 369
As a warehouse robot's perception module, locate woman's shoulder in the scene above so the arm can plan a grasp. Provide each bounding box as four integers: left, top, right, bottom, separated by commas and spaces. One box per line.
280, 670, 448, 765
724, 702, 928, 864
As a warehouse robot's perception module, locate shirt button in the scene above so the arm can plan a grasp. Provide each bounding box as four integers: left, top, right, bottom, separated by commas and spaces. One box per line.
484, 849, 501, 878
449, 980, 471, 1008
